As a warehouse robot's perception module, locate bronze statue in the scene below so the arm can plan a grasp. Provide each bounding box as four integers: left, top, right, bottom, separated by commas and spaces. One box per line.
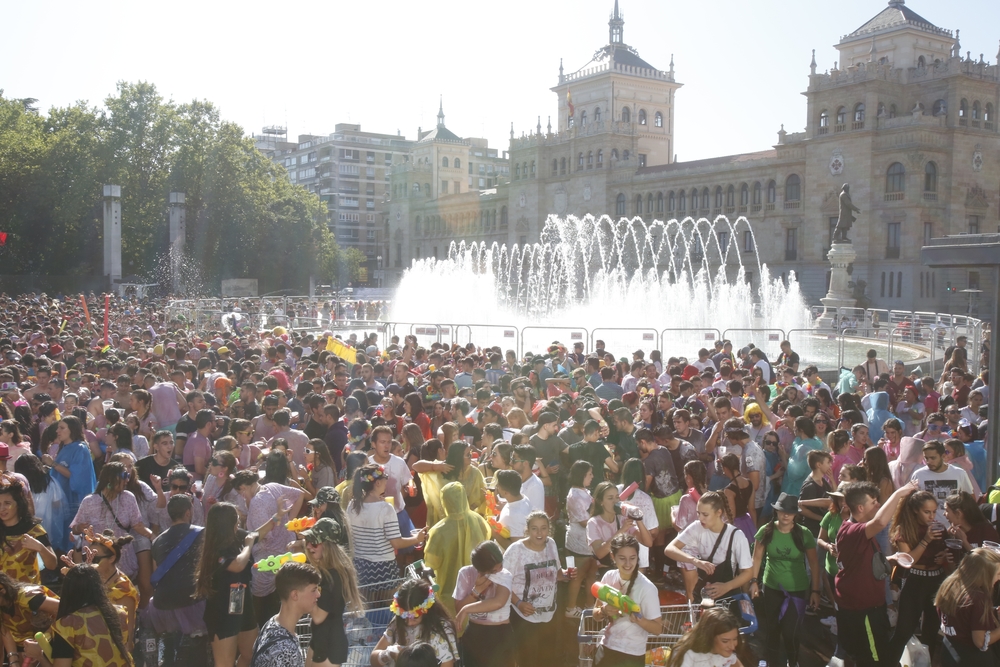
834, 183, 861, 243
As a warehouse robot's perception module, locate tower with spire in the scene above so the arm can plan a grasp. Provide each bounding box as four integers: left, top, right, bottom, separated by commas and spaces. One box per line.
609, 0, 624, 44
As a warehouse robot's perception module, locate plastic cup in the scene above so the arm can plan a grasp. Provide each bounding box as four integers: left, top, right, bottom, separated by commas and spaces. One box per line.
102, 400, 114, 412
565, 555, 576, 579
945, 538, 964, 562
983, 541, 1000, 553
893, 552, 914, 568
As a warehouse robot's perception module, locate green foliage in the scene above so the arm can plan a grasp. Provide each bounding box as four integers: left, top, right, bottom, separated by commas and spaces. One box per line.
0, 83, 345, 293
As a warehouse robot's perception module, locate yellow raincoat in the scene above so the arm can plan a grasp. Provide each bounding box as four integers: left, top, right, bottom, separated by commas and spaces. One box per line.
420, 465, 488, 528
423, 482, 490, 616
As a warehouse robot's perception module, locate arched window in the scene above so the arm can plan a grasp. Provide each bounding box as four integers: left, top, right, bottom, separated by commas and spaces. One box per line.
578, 153, 584, 170
960, 99, 968, 119
500, 206, 508, 226
424, 183, 430, 196
656, 192, 664, 213
454, 158, 461, 169
623, 149, 630, 161
668, 192, 675, 211
412, 183, 420, 194
595, 107, 602, 123
611, 149, 619, 161
530, 161, 535, 176
819, 110, 829, 127
616, 193, 626, 215
515, 163, 520, 178
726, 185, 735, 207
785, 174, 801, 201
654, 112, 663, 127
647, 194, 653, 214
587, 151, 593, 168
877, 102, 886, 117
740, 183, 749, 206
638, 109, 647, 125
581, 110, 588, 126
752, 182, 762, 205
679, 190, 686, 211
714, 186, 723, 209
691, 189, 699, 210
766, 180, 776, 203
889, 104, 897, 118
523, 162, 528, 178
442, 157, 449, 168
701, 188, 709, 209
552, 159, 558, 175
854, 103, 865, 122
972, 101, 981, 120
933, 99, 947, 116
622, 107, 631, 123
560, 157, 566, 174
886, 162, 905, 193
415, 216, 422, 235
597, 150, 604, 167
917, 55, 926, 69
924, 162, 937, 192
836, 107, 847, 125
986, 104, 994, 122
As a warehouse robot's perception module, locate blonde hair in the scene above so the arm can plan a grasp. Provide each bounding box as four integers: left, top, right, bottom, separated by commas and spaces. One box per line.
935, 548, 1000, 628
311, 540, 364, 614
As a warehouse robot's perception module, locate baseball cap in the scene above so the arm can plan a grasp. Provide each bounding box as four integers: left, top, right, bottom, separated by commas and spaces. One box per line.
300, 517, 348, 546
309, 486, 341, 507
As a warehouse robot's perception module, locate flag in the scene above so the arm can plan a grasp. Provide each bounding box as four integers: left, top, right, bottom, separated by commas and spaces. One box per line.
0, 232, 7, 246
325, 336, 357, 365
567, 90, 574, 117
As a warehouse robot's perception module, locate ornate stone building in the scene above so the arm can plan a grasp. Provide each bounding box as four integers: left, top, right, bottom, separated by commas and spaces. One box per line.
386, 0, 1000, 315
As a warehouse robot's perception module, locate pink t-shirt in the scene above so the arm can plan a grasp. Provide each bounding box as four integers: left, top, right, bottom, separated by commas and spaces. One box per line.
182, 432, 212, 480
148, 383, 183, 428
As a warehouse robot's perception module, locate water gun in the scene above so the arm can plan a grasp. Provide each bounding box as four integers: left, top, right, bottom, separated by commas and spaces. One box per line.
34, 632, 52, 661
253, 552, 307, 572
485, 490, 499, 518
489, 518, 510, 539
592, 582, 641, 614
285, 517, 317, 532
619, 482, 638, 500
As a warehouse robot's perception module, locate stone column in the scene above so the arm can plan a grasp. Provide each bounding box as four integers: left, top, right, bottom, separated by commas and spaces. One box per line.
168, 193, 186, 293
103, 185, 122, 287
817, 242, 857, 329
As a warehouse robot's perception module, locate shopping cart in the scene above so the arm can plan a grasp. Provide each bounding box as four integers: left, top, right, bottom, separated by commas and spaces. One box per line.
576, 594, 757, 666
404, 559, 439, 592
295, 575, 411, 665
577, 603, 701, 667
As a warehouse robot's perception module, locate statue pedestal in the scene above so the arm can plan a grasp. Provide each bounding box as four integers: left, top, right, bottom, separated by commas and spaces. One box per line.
817, 243, 857, 330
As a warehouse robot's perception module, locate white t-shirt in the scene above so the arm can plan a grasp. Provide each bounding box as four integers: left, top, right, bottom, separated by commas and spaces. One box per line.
368, 453, 412, 510
675, 522, 753, 572
453, 565, 513, 624
692, 359, 717, 373
597, 569, 660, 656
565, 487, 594, 555
520, 473, 545, 513
616, 486, 659, 568
503, 538, 561, 623
910, 464, 974, 525
679, 651, 739, 667
499, 497, 533, 538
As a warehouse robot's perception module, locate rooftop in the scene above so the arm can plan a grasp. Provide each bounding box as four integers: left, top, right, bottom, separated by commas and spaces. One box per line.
842, 0, 951, 42
636, 149, 777, 176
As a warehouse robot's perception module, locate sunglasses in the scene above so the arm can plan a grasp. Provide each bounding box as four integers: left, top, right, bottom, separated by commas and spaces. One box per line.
927, 424, 943, 430
764, 440, 779, 446
171, 484, 190, 492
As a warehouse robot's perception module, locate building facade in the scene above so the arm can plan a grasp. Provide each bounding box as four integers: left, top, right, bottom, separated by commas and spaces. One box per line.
254, 124, 413, 283
385, 0, 1000, 316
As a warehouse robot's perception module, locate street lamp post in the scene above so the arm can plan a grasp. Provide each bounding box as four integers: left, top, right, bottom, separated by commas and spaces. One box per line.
376, 255, 383, 288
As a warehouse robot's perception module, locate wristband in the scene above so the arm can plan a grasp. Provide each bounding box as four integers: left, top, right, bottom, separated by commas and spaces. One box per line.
749, 577, 758, 584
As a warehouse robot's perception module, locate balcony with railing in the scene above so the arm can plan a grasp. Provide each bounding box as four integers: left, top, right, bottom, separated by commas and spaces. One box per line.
764, 203, 775, 211
852, 120, 865, 130
834, 124, 846, 133
884, 192, 905, 202
784, 200, 801, 209
751, 204, 762, 213
923, 192, 938, 202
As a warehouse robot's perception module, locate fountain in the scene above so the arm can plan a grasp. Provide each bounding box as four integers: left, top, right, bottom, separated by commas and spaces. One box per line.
391, 214, 813, 360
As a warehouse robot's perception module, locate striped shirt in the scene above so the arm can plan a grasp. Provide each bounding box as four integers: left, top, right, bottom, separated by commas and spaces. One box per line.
350, 500, 401, 562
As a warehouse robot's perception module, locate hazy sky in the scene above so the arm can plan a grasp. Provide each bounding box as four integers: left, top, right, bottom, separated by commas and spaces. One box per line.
5, 1, 998, 161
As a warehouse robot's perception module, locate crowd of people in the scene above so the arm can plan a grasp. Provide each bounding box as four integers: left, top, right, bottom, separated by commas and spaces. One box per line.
0, 291, 994, 667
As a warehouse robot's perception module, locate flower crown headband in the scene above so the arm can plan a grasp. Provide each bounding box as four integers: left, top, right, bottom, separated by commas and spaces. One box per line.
361, 465, 387, 483
390, 589, 435, 619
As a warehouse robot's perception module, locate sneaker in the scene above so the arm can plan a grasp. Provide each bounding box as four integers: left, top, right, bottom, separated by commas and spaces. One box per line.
565, 607, 582, 618
887, 607, 898, 627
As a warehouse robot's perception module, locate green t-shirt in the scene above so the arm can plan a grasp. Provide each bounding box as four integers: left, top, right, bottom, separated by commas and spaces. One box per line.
754, 523, 816, 592
818, 511, 844, 576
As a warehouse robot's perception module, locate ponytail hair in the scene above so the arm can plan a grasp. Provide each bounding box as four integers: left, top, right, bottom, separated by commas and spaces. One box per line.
698, 491, 732, 523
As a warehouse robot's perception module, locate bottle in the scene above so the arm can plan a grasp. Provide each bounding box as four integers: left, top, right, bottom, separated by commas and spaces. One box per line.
759, 662, 767, 667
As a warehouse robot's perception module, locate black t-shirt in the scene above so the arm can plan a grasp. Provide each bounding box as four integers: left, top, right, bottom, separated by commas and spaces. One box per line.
175, 414, 198, 436
136, 455, 178, 492
151, 524, 204, 609
313, 568, 345, 633
567, 440, 607, 491
530, 434, 567, 468
304, 418, 328, 441
210, 530, 253, 605
798, 476, 831, 536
